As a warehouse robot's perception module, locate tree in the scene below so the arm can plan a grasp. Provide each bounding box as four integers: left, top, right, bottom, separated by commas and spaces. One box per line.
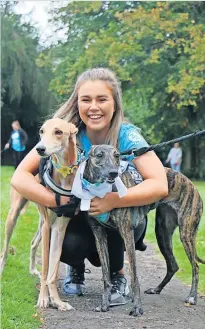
37, 1, 205, 177
1, 2, 56, 152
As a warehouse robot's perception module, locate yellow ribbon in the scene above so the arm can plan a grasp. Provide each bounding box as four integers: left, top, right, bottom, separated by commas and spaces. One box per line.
57, 165, 78, 178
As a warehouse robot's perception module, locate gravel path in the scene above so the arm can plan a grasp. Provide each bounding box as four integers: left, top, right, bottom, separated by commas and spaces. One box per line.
43, 243, 205, 329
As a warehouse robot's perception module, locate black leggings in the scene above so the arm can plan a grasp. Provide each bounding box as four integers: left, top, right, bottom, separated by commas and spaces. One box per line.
12, 150, 25, 169
60, 212, 147, 273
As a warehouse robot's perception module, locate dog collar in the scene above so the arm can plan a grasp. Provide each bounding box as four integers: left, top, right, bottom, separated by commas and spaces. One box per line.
51, 150, 82, 178
82, 177, 104, 189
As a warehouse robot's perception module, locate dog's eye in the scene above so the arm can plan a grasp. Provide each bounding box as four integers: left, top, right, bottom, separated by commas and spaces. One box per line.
114, 152, 120, 159
96, 152, 103, 158
55, 130, 63, 136
39, 129, 43, 135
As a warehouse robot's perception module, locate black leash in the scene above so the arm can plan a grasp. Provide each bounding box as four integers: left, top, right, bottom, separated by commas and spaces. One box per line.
0, 147, 7, 154
120, 129, 205, 157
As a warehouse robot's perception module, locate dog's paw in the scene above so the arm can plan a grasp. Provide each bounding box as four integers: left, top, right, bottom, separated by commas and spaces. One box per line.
54, 301, 74, 311
30, 268, 41, 279
94, 304, 110, 312
37, 286, 49, 308
37, 294, 49, 308
184, 296, 197, 305
144, 287, 160, 295
129, 306, 143, 317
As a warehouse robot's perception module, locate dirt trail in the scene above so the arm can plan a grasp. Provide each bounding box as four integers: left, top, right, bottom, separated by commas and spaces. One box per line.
43, 243, 205, 329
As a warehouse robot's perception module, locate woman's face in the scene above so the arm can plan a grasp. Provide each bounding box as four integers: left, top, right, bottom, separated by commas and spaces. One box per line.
12, 122, 20, 130
77, 80, 115, 133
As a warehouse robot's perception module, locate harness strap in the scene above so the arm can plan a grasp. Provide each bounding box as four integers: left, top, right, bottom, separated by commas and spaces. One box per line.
55, 193, 61, 206
49, 196, 80, 217
40, 157, 80, 217
43, 165, 73, 197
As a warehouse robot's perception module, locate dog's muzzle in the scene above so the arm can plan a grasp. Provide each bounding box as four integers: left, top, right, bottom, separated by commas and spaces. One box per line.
107, 170, 118, 184
36, 145, 46, 156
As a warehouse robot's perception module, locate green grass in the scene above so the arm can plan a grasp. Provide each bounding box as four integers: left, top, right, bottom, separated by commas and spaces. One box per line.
146, 181, 205, 293
1, 167, 42, 329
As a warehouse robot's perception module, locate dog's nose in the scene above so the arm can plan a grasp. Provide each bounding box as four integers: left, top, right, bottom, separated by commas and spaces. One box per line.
36, 146, 46, 156
108, 170, 118, 179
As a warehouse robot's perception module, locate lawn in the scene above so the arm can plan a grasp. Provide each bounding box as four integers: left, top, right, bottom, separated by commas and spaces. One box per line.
1, 166, 42, 329
1, 166, 205, 329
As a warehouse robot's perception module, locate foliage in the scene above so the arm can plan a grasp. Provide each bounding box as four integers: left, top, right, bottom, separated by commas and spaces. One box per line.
36, 1, 205, 178
1, 2, 56, 149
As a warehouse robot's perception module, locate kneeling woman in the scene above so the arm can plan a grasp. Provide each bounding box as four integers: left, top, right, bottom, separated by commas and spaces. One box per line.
11, 68, 168, 305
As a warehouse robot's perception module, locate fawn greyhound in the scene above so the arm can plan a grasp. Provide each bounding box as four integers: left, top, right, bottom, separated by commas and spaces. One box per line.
0, 118, 80, 311
81, 145, 204, 316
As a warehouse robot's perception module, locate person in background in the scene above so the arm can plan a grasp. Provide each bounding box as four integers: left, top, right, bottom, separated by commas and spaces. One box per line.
5, 120, 28, 169
166, 142, 182, 172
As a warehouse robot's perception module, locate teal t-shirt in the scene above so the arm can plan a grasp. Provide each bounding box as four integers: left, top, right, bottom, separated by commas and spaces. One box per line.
78, 123, 149, 160
76, 123, 149, 224
11, 130, 25, 152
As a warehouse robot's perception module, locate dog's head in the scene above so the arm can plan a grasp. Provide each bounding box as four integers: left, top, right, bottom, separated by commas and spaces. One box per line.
36, 118, 78, 157
85, 145, 120, 184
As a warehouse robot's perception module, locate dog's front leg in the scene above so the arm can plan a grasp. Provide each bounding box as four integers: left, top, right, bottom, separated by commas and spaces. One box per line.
37, 206, 50, 308
118, 219, 143, 317
88, 218, 112, 312
47, 216, 74, 311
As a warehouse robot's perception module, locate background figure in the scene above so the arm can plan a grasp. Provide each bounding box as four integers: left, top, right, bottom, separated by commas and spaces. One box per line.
5, 120, 28, 169
166, 142, 182, 172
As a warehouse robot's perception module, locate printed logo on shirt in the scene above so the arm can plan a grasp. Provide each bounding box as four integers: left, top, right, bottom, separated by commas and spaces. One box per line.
128, 130, 142, 144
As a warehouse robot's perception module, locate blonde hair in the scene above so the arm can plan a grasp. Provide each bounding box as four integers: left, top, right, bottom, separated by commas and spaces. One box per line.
12, 120, 21, 128
53, 68, 124, 147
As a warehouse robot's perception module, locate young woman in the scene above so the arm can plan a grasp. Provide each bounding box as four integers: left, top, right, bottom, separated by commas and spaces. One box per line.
5, 120, 28, 169
11, 68, 168, 306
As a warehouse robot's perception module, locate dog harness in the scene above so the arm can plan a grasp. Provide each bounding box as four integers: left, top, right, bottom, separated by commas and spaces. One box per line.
51, 152, 81, 178
39, 151, 84, 217
71, 160, 128, 223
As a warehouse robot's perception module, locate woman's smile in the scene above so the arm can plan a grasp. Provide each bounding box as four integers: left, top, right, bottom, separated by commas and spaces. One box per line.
88, 114, 103, 121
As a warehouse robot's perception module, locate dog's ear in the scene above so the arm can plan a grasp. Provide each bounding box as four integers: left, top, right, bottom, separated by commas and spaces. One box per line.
88, 146, 95, 157
64, 123, 78, 137
70, 124, 78, 136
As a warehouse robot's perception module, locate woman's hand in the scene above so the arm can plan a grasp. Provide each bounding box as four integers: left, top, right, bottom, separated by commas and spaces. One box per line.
89, 193, 118, 216
60, 195, 71, 205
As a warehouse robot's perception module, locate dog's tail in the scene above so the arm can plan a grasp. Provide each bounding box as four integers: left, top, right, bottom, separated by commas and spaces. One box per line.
196, 255, 205, 264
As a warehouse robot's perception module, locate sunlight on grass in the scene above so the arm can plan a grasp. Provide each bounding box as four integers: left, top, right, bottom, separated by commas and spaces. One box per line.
146, 181, 205, 293
1, 166, 42, 329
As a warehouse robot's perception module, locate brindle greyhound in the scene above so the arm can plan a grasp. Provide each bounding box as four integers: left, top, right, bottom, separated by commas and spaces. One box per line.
83, 145, 204, 316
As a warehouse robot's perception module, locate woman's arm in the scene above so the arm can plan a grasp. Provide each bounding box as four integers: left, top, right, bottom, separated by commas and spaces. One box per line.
89, 151, 168, 215
166, 149, 172, 163
5, 133, 12, 149
11, 147, 57, 207
115, 151, 168, 207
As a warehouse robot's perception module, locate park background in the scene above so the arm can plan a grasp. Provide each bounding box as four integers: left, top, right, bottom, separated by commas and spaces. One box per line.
1, 0, 205, 178
1, 1, 205, 329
